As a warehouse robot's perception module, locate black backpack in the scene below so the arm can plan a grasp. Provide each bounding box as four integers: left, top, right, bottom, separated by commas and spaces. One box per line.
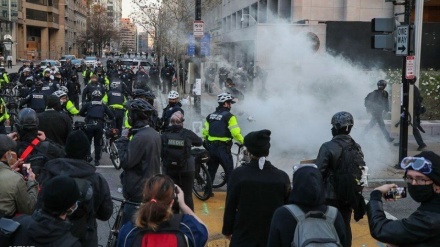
331, 139, 366, 202
162, 131, 190, 169
68, 177, 94, 241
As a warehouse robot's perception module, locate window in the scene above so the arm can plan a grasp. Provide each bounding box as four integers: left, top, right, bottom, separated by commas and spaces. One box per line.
26, 9, 47, 22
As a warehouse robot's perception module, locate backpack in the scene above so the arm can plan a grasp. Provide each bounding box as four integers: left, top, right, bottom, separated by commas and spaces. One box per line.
68, 177, 94, 241
331, 139, 366, 202
132, 214, 190, 247
284, 205, 342, 247
162, 131, 190, 169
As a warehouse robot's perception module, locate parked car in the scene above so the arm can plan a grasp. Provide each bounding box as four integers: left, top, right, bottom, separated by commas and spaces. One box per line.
132, 59, 152, 73
40, 60, 61, 70
84, 56, 97, 67
59, 55, 77, 66
71, 59, 85, 72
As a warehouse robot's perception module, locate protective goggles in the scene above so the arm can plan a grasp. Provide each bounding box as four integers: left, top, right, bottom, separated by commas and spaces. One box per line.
400, 157, 432, 174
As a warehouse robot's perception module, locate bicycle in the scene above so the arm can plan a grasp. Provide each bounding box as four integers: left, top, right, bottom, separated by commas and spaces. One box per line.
211, 143, 249, 189
191, 148, 212, 201
106, 197, 141, 247
102, 120, 121, 169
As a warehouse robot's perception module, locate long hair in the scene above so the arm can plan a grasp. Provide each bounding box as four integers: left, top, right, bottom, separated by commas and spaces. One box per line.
135, 174, 175, 230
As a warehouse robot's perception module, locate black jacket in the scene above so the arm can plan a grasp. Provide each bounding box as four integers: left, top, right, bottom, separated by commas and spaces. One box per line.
222, 160, 290, 247
365, 89, 390, 114
267, 166, 348, 247
116, 123, 161, 202
367, 190, 440, 247
161, 103, 184, 131
13, 209, 81, 247
37, 109, 72, 146
38, 158, 113, 247
161, 125, 202, 173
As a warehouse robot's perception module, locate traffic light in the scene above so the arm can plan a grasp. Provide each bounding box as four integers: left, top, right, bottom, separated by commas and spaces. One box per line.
371, 18, 398, 50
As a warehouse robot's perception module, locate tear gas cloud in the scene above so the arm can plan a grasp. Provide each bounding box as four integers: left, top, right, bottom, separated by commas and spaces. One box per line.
204, 24, 396, 178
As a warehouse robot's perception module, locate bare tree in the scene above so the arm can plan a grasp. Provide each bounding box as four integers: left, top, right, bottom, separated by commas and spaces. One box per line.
76, 4, 118, 56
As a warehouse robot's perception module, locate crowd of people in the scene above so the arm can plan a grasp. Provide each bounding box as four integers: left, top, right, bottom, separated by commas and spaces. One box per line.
0, 58, 438, 247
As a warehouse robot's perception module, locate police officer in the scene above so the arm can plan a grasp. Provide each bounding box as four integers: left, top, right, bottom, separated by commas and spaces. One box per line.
82, 64, 94, 85
0, 67, 9, 90
19, 80, 47, 113
149, 63, 160, 90
161, 63, 175, 94
126, 89, 160, 131
202, 92, 244, 186
66, 73, 81, 109
94, 61, 105, 74
79, 90, 115, 166
41, 70, 58, 96
95, 69, 110, 89
121, 67, 134, 94
53, 88, 79, 116
82, 75, 105, 103
161, 90, 183, 132
103, 82, 126, 134
218, 67, 229, 89
19, 76, 34, 98
0, 95, 9, 134
18, 68, 32, 86
363, 80, 394, 142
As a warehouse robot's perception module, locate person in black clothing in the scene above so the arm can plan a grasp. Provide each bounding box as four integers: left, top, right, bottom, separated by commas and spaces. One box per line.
161, 63, 175, 94
224, 78, 244, 101
79, 90, 115, 166
82, 75, 105, 103
66, 73, 81, 110
149, 63, 160, 90
268, 164, 348, 247
161, 111, 202, 211
38, 131, 113, 247
218, 67, 229, 89
12, 176, 81, 247
135, 66, 149, 90
37, 95, 72, 146
14, 108, 66, 179
367, 151, 440, 247
131, 89, 160, 131
161, 90, 184, 132
363, 80, 394, 142
19, 80, 47, 113
315, 111, 366, 247
222, 129, 290, 246
41, 70, 58, 96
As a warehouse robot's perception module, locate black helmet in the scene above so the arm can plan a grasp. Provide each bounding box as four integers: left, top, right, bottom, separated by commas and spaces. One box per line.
125, 99, 154, 124
145, 91, 156, 100
331, 111, 354, 129
132, 89, 148, 99
16, 108, 39, 130
377, 80, 387, 89
35, 80, 43, 87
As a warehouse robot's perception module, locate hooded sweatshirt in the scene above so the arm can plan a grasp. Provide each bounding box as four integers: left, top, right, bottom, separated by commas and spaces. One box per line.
13, 209, 81, 247
267, 166, 348, 247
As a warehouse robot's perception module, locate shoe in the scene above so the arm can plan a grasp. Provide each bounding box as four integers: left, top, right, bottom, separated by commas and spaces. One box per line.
209, 192, 214, 198
388, 137, 395, 142
417, 144, 427, 151
94, 160, 100, 166
393, 142, 400, 147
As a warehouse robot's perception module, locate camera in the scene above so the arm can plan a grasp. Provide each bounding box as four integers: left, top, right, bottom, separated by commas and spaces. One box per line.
384, 187, 407, 199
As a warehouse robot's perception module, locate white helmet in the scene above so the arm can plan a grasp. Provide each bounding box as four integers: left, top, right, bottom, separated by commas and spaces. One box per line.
53, 90, 67, 98
168, 90, 179, 99
60, 86, 68, 93
23, 68, 31, 73
217, 92, 235, 103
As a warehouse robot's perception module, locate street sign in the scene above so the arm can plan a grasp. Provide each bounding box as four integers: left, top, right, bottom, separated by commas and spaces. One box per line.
200, 33, 210, 56
396, 26, 409, 56
193, 20, 204, 38
187, 34, 196, 56
405, 55, 415, 79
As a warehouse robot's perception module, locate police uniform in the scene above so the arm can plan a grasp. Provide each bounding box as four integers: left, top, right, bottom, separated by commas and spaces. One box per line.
79, 100, 115, 164
82, 83, 105, 103
82, 68, 94, 85
0, 71, 9, 89
0, 97, 9, 134
202, 106, 244, 184
20, 89, 46, 113
103, 89, 126, 134
41, 79, 58, 96
161, 103, 184, 132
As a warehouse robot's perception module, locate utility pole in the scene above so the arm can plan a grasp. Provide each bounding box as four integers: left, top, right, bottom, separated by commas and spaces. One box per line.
398, 0, 413, 163
193, 0, 202, 115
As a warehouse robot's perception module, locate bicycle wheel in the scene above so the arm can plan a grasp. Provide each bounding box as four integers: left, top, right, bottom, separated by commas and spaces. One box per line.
211, 163, 227, 189
193, 164, 212, 201
110, 142, 121, 170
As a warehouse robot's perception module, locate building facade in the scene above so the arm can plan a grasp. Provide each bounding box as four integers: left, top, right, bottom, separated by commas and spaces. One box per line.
120, 18, 137, 53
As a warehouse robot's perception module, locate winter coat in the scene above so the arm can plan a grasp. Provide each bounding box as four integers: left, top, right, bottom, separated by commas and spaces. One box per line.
13, 209, 81, 247
267, 166, 348, 247
222, 160, 290, 247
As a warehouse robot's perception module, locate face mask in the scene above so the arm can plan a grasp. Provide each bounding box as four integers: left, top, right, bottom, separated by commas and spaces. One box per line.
331, 127, 338, 137
408, 184, 434, 202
